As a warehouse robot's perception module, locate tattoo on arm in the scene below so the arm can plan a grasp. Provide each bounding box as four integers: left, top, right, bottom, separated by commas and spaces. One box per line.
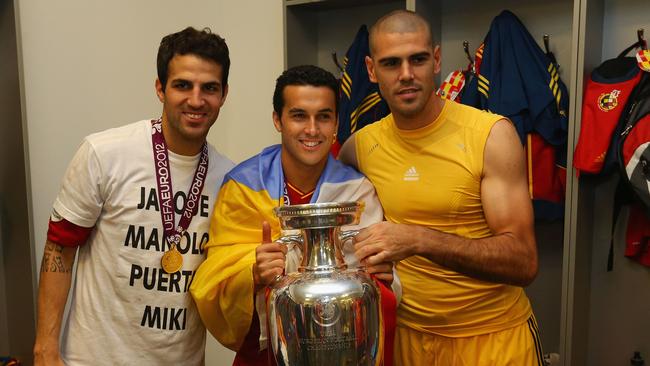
40, 243, 72, 273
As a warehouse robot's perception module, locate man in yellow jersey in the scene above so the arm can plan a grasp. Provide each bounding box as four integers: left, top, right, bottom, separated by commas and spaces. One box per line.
339, 10, 543, 366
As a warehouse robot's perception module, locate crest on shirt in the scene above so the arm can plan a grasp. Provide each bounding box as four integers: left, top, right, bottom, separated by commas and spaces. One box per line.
597, 89, 621, 112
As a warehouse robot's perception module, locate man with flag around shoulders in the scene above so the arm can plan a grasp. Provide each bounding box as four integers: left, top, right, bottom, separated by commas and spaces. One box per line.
191, 65, 399, 366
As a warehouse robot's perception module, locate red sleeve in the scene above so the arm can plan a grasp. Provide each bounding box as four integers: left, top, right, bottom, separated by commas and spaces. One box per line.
375, 278, 397, 366
47, 218, 93, 247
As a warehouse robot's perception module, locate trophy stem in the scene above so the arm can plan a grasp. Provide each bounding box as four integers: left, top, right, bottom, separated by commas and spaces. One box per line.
299, 227, 347, 271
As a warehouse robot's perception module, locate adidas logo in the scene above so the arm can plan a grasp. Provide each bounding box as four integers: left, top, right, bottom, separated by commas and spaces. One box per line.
403, 166, 420, 181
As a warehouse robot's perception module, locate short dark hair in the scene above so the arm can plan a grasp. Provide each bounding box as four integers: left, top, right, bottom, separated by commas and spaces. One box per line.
369, 10, 432, 56
273, 65, 339, 115
157, 27, 230, 92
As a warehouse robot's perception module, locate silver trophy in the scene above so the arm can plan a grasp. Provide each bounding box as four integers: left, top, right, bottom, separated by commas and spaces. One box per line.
267, 201, 383, 366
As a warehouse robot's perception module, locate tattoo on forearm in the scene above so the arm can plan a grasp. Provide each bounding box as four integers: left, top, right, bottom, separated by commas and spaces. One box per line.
40, 243, 72, 273
40, 251, 51, 273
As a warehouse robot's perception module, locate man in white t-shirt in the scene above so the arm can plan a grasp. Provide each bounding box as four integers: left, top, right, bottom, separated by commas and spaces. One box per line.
32, 27, 234, 366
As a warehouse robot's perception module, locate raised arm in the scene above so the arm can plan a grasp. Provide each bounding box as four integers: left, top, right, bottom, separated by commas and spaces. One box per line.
253, 221, 287, 292
33, 241, 77, 366
354, 119, 538, 287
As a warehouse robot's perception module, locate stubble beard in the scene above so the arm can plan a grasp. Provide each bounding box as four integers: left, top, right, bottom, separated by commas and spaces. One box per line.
165, 111, 213, 149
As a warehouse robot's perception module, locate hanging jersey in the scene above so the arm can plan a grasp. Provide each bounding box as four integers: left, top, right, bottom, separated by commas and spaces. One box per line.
455, 34, 566, 219
460, 71, 481, 109
337, 25, 390, 145
458, 11, 569, 220
354, 100, 532, 337
526, 133, 567, 220
470, 10, 569, 146
573, 57, 642, 175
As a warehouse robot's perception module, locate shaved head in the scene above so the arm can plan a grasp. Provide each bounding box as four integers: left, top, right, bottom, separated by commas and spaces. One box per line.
369, 10, 433, 55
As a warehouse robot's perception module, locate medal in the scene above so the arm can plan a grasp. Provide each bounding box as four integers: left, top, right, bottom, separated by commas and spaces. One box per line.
162, 243, 183, 274
150, 119, 209, 274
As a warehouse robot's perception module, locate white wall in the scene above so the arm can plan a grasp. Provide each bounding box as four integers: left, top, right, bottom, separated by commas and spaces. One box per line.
601, 0, 648, 60
16, 0, 283, 364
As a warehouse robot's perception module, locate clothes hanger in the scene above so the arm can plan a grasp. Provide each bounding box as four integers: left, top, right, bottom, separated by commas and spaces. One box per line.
544, 34, 560, 70
463, 40, 475, 74
331, 52, 344, 74
638, 28, 647, 50
543, 34, 551, 55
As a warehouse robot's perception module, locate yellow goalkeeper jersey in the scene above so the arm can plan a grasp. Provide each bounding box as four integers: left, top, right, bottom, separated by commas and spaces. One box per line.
354, 100, 532, 337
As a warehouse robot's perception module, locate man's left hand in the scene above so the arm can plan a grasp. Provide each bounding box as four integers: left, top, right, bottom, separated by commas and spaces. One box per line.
354, 221, 419, 267
365, 261, 394, 284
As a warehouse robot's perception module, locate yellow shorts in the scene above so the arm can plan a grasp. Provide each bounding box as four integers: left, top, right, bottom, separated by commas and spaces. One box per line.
393, 316, 544, 366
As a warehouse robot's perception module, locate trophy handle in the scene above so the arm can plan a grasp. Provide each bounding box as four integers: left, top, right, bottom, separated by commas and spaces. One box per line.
339, 229, 360, 247
276, 234, 303, 245
272, 234, 304, 284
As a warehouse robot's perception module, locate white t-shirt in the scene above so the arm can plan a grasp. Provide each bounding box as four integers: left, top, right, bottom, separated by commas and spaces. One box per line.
53, 120, 234, 365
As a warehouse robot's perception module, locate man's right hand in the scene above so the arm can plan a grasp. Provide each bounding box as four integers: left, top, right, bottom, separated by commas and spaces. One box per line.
34, 240, 77, 366
33, 347, 65, 366
252, 221, 287, 289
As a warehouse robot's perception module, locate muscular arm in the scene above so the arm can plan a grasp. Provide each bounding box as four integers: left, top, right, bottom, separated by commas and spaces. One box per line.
355, 120, 537, 287
33, 240, 77, 365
